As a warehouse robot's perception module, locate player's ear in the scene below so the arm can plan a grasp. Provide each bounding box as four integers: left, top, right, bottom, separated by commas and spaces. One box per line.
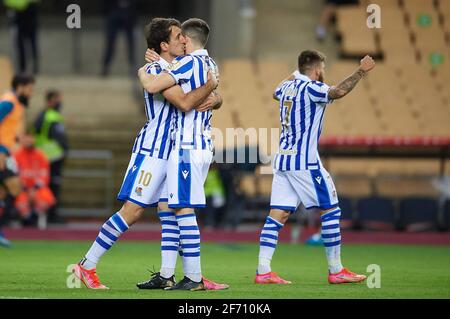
160, 42, 168, 52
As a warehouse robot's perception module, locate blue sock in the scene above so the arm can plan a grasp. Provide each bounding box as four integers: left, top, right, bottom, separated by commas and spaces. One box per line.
321, 207, 343, 274
257, 216, 283, 274
159, 211, 179, 278
176, 213, 201, 282
82, 212, 129, 269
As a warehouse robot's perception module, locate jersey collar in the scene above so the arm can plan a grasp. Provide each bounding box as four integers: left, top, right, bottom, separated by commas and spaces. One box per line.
157, 57, 170, 69
190, 49, 209, 57
293, 70, 312, 82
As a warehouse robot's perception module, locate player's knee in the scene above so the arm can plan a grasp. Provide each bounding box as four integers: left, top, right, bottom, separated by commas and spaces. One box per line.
157, 201, 171, 212
269, 209, 290, 224
121, 201, 145, 224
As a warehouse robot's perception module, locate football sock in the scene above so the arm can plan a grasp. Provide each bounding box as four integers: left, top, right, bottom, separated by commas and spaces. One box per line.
159, 211, 179, 279
321, 207, 344, 274
177, 213, 202, 282
82, 212, 129, 270
257, 216, 283, 275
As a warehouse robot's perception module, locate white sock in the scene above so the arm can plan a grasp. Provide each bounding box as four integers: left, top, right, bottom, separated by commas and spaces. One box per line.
177, 213, 201, 282
321, 207, 344, 274
82, 212, 129, 270
158, 211, 179, 278
258, 216, 283, 275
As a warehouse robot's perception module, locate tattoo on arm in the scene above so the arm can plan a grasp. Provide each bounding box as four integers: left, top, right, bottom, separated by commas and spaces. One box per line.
328, 68, 366, 100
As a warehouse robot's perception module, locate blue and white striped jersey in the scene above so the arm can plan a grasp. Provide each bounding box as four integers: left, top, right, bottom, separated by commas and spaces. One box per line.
132, 58, 174, 160
167, 49, 218, 151
273, 72, 332, 171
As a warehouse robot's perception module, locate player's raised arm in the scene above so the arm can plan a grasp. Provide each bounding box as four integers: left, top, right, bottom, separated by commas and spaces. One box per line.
161, 70, 218, 112
328, 55, 375, 100
138, 65, 176, 94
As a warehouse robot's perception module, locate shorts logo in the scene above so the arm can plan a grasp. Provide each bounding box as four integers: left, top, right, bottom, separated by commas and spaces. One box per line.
169, 193, 174, 198
315, 176, 322, 184
132, 165, 137, 172
135, 187, 143, 196
182, 170, 189, 180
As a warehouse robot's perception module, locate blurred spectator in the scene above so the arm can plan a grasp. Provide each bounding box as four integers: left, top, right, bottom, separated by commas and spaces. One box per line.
101, 0, 137, 77
14, 132, 55, 229
4, 0, 40, 74
34, 90, 68, 224
0, 74, 35, 153
199, 164, 226, 229
315, 0, 358, 41
0, 144, 21, 247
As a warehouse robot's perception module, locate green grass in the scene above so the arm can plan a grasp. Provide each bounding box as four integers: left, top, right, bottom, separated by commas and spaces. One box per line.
0, 240, 449, 299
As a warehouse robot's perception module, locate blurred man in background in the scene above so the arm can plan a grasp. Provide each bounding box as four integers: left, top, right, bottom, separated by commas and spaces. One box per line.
14, 132, 55, 229
34, 90, 68, 224
316, 0, 358, 41
0, 144, 21, 247
101, 0, 137, 77
4, 0, 40, 73
0, 74, 35, 153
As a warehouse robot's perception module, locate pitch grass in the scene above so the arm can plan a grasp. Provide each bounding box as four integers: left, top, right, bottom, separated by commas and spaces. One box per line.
0, 240, 449, 299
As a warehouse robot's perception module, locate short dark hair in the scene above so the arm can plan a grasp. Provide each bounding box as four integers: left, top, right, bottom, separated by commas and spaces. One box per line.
46, 90, 60, 102
181, 18, 210, 47
144, 17, 181, 54
11, 74, 34, 90
298, 50, 326, 74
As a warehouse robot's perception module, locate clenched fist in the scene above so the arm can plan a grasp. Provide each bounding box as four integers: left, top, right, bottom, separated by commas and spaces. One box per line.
359, 55, 375, 72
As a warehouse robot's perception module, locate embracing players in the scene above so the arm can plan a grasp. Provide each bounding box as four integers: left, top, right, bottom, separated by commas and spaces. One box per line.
73, 17, 223, 290
255, 50, 375, 284
137, 18, 221, 291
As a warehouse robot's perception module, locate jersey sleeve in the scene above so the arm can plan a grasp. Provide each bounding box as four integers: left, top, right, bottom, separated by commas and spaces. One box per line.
307, 81, 331, 104
0, 100, 14, 123
274, 81, 290, 101
166, 55, 194, 84
145, 62, 162, 75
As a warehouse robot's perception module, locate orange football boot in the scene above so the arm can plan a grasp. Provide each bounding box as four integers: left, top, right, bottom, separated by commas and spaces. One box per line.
328, 268, 366, 284
73, 263, 109, 289
202, 276, 229, 290
254, 272, 292, 284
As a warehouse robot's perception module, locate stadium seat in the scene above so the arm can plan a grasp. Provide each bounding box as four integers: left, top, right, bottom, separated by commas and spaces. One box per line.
357, 196, 397, 231
338, 196, 355, 230
0, 56, 13, 93
335, 6, 379, 57
398, 197, 439, 231
443, 199, 450, 231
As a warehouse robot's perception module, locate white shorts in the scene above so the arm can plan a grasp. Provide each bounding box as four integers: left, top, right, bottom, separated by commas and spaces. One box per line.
270, 167, 339, 212
167, 148, 212, 208
117, 153, 168, 208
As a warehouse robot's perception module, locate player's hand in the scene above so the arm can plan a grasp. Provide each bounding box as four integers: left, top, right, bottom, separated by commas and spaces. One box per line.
207, 70, 218, 89
196, 93, 217, 112
359, 55, 375, 72
145, 49, 160, 63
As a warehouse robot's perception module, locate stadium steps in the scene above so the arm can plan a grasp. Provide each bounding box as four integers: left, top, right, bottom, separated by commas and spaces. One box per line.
26, 75, 144, 213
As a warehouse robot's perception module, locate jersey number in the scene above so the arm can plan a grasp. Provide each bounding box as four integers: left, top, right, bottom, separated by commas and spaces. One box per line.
138, 170, 152, 186
283, 100, 293, 127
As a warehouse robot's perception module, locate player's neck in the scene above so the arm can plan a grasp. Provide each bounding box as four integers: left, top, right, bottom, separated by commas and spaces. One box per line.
160, 52, 175, 63
186, 44, 204, 54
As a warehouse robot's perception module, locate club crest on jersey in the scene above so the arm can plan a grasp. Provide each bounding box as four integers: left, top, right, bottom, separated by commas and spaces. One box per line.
167, 60, 180, 71
135, 187, 143, 196
182, 170, 189, 180
315, 176, 322, 184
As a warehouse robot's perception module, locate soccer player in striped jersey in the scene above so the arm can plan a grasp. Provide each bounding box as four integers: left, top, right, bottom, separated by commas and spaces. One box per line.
138, 18, 220, 291
255, 51, 375, 285
73, 18, 219, 290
